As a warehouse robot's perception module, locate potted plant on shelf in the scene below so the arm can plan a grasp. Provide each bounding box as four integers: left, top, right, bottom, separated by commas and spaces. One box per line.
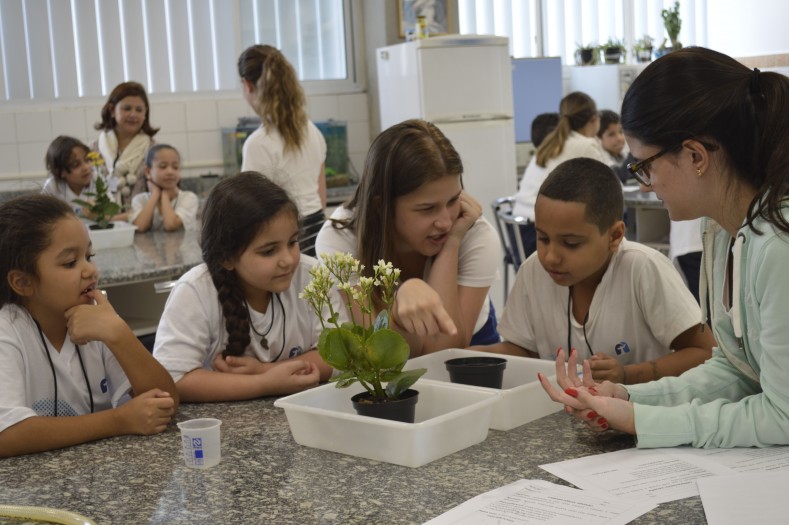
633, 35, 654, 63
603, 38, 626, 64
574, 43, 599, 66
300, 253, 426, 423
658, 0, 682, 56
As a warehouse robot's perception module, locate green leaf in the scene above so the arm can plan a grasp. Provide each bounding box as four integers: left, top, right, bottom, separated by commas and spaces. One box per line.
317, 328, 363, 370
364, 328, 409, 369
385, 368, 426, 399
334, 377, 359, 389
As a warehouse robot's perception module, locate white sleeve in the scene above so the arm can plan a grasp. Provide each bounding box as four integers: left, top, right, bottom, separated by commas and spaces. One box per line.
0, 326, 36, 433
241, 133, 275, 174
497, 257, 539, 353
174, 191, 199, 231
314, 210, 357, 261
153, 279, 219, 383
457, 218, 501, 288
129, 193, 149, 223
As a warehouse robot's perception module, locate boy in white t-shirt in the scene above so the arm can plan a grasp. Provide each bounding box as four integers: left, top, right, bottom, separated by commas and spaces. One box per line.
474, 158, 714, 385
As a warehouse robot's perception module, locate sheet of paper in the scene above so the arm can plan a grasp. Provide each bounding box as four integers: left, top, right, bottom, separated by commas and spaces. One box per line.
671, 445, 789, 473
541, 448, 732, 503
423, 479, 656, 525
698, 471, 789, 525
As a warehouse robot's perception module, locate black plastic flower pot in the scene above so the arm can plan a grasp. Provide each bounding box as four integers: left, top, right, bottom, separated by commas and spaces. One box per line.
445, 357, 507, 389
351, 388, 419, 423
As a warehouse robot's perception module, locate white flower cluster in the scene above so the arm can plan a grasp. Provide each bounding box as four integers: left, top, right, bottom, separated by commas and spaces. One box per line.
300, 252, 401, 329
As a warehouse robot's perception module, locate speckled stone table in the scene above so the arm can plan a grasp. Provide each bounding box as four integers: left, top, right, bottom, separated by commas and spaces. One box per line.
0, 400, 707, 525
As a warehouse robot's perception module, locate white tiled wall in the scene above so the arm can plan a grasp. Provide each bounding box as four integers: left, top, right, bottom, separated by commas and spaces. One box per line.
0, 91, 372, 185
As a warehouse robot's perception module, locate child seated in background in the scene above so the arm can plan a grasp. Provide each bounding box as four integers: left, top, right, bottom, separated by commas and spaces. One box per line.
129, 145, 198, 232
597, 110, 634, 183
474, 158, 714, 385
41, 136, 96, 218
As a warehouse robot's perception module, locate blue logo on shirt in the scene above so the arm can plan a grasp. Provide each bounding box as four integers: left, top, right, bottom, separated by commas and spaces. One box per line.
289, 346, 304, 358
615, 342, 631, 355
100, 378, 108, 393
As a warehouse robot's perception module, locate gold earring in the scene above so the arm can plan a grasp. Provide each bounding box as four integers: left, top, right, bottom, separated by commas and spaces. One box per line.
696, 169, 704, 177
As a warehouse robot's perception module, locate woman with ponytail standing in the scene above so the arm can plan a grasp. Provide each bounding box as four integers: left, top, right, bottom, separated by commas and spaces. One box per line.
512, 92, 605, 258
238, 45, 327, 256
542, 47, 789, 449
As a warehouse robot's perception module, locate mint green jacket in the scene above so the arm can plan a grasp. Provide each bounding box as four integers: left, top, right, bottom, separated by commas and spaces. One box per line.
627, 214, 789, 448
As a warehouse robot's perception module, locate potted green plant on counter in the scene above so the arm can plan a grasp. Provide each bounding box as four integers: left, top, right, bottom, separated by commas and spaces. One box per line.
633, 35, 654, 63
603, 38, 626, 64
73, 152, 120, 230
657, 0, 682, 57
300, 253, 426, 423
575, 43, 599, 66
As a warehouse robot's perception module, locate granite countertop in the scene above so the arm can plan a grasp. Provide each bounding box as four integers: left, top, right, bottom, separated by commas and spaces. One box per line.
0, 400, 706, 525
94, 229, 203, 286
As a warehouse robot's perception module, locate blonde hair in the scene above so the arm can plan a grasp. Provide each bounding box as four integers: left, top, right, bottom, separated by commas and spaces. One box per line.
535, 92, 597, 168
237, 45, 308, 153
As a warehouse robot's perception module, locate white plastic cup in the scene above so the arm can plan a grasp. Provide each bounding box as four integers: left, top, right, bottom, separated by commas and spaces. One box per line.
177, 418, 222, 469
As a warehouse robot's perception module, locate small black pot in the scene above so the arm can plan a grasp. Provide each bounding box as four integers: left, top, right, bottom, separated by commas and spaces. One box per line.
351, 389, 419, 423
445, 357, 507, 389
89, 222, 115, 230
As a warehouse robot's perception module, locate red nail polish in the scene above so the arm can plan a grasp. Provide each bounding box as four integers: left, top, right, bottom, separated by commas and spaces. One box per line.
589, 386, 598, 395
587, 411, 598, 420
565, 387, 578, 397
601, 423, 609, 430
597, 417, 607, 425
556, 347, 562, 357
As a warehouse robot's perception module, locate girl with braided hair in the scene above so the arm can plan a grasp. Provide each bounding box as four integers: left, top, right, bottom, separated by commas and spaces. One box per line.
238, 44, 327, 257
153, 173, 341, 402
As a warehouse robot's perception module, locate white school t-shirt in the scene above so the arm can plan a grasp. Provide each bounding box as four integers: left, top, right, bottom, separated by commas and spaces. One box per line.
0, 304, 131, 433
315, 206, 500, 334
129, 189, 200, 231
153, 257, 346, 383
498, 238, 700, 363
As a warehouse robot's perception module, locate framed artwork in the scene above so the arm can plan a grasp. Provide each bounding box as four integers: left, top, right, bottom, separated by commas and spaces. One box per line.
398, 0, 451, 38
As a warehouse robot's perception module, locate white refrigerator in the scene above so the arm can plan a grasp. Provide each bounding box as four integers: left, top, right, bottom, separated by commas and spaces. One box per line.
376, 35, 518, 227
376, 34, 517, 313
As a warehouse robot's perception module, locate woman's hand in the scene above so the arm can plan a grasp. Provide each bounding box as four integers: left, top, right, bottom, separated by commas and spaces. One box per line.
449, 191, 483, 241
391, 279, 457, 338
539, 348, 635, 434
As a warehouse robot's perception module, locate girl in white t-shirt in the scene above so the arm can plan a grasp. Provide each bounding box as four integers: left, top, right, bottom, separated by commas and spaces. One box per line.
153, 173, 339, 402
130, 144, 198, 232
315, 119, 500, 356
41, 136, 96, 218
0, 195, 178, 457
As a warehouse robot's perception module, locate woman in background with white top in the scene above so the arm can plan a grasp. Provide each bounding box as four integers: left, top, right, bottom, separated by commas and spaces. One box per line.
238, 44, 327, 256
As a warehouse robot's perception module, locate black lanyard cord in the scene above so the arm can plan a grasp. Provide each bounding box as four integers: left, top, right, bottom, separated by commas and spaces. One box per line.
566, 287, 594, 357
34, 319, 94, 416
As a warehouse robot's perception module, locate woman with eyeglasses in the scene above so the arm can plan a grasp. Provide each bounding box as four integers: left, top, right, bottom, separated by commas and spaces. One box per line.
540, 46, 789, 449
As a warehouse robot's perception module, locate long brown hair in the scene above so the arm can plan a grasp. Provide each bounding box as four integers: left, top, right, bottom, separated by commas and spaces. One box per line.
237, 45, 308, 153
201, 173, 299, 357
536, 91, 597, 167
333, 119, 463, 302
94, 81, 159, 137
621, 47, 789, 233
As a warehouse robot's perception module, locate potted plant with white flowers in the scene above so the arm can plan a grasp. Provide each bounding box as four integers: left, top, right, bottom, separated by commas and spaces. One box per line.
300, 253, 426, 423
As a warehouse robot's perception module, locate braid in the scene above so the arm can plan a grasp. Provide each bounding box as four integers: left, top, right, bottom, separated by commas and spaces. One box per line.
209, 264, 251, 357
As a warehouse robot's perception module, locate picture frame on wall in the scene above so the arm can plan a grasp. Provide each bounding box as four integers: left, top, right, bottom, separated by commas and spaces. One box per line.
398, 0, 450, 38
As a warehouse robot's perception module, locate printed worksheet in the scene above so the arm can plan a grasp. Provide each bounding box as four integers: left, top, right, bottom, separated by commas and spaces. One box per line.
423, 479, 656, 525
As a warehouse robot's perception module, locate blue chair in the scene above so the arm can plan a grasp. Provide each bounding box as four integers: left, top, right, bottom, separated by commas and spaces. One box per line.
491, 197, 534, 302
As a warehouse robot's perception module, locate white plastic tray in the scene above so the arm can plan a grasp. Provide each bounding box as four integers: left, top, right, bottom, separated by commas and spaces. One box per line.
403, 348, 563, 431
86, 221, 137, 250
274, 379, 499, 468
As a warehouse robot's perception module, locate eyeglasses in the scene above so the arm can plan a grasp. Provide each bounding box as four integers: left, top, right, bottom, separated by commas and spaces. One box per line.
626, 148, 672, 186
